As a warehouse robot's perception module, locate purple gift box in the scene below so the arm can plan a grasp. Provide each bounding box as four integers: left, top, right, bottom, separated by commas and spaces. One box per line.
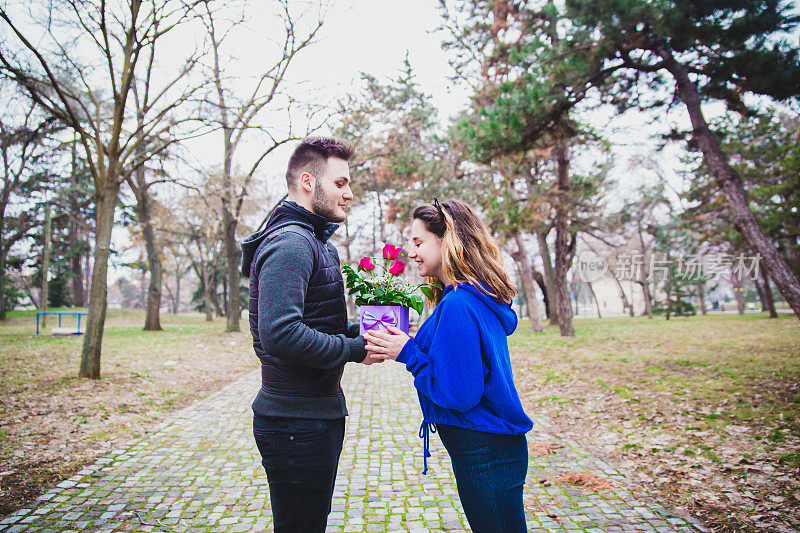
359, 305, 410, 336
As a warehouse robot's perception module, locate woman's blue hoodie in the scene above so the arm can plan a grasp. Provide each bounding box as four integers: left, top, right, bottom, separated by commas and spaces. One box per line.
396, 283, 533, 472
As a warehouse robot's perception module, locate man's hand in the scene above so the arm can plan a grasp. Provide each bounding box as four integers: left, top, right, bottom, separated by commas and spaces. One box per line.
360, 352, 385, 365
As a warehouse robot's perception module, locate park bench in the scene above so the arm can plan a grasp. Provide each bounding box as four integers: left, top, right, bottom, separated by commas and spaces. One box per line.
35, 311, 88, 335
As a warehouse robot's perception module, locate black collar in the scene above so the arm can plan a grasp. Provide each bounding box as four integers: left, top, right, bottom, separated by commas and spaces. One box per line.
281, 201, 339, 242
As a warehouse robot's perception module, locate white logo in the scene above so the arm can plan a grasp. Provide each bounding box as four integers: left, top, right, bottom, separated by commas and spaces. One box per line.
577, 251, 608, 283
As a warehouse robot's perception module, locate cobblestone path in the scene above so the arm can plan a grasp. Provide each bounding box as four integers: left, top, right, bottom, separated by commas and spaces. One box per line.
0, 362, 707, 532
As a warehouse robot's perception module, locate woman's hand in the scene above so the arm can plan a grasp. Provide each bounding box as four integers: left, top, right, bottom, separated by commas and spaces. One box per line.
364, 325, 412, 361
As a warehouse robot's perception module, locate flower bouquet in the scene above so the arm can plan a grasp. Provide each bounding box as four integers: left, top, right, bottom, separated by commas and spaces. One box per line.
342, 244, 441, 336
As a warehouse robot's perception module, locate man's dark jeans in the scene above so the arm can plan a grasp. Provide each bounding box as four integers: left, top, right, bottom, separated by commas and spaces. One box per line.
253, 413, 345, 533
437, 424, 528, 533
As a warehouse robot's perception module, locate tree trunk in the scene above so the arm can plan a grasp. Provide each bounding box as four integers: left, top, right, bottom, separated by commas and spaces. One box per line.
211, 272, 224, 317
513, 263, 526, 318
80, 182, 120, 379
138, 204, 162, 328
195, 261, 213, 321
222, 268, 229, 313
25, 283, 39, 308
0, 201, 8, 319
572, 284, 579, 316
69, 138, 86, 307
222, 211, 239, 331
69, 231, 85, 307
587, 282, 602, 318
553, 141, 575, 336
220, 123, 240, 332
0, 246, 7, 320
696, 283, 707, 315
535, 230, 559, 324
204, 267, 214, 321
40, 204, 52, 326
513, 234, 543, 332
762, 270, 778, 318
84, 249, 91, 303
532, 270, 549, 318
732, 273, 746, 315
609, 270, 634, 316
141, 223, 162, 328
173, 266, 181, 314
140, 268, 147, 309
222, 218, 239, 329
754, 276, 767, 310
664, 53, 800, 320
134, 149, 163, 331
164, 284, 176, 314
637, 281, 654, 319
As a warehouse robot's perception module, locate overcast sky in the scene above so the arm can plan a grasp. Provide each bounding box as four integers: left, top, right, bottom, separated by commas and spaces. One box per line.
174, 0, 687, 202
113, 0, 702, 278
294, 0, 469, 116
113, 0, 467, 277
262, 0, 690, 184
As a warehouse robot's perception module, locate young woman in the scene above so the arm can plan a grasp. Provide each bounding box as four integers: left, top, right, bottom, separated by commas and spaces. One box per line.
365, 198, 532, 533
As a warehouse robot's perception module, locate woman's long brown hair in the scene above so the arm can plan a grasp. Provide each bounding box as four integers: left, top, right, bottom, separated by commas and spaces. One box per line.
413, 199, 516, 306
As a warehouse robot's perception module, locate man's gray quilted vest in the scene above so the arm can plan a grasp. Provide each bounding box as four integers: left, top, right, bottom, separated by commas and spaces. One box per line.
248, 225, 347, 396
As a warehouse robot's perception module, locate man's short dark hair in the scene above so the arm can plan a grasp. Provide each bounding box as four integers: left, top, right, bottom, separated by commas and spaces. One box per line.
286, 137, 354, 191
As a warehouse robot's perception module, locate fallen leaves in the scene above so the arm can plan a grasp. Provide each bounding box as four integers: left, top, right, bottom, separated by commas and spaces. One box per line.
511, 314, 800, 531
553, 470, 615, 491
0, 310, 259, 518
530, 442, 564, 457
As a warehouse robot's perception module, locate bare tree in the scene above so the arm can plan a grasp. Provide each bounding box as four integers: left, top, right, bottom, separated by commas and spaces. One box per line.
0, 0, 207, 378
532, 228, 558, 325
162, 239, 192, 314
170, 175, 225, 321
0, 96, 58, 319
510, 234, 543, 332
552, 142, 576, 336
184, 221, 223, 322
126, 34, 204, 331
64, 132, 92, 307
757, 270, 778, 318
200, 1, 325, 332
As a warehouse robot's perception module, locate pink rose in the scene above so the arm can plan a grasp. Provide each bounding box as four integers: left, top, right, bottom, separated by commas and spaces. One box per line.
382, 244, 401, 260
388, 259, 406, 276
358, 257, 376, 272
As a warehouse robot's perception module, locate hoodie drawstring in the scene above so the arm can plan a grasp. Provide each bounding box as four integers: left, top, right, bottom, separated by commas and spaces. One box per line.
418, 421, 437, 475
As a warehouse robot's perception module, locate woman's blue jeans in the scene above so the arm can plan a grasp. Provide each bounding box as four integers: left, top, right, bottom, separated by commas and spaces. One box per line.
253, 414, 345, 533
437, 424, 528, 532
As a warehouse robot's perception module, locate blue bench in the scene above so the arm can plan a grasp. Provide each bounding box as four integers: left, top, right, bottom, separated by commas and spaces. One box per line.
35, 311, 88, 335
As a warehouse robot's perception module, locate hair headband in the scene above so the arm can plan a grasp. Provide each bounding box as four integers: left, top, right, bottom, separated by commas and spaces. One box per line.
433, 197, 445, 220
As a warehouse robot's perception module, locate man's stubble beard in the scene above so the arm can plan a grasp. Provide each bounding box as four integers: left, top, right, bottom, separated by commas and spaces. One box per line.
311, 181, 345, 223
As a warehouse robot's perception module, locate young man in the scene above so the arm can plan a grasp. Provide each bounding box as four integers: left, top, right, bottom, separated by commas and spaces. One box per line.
241, 137, 377, 532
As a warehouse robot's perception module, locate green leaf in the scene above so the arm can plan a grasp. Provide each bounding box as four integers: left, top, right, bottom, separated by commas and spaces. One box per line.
410, 295, 423, 316
420, 286, 434, 301
541, 2, 558, 18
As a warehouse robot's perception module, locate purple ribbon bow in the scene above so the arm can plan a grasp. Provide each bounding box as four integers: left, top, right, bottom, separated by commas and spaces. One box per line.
361, 310, 399, 331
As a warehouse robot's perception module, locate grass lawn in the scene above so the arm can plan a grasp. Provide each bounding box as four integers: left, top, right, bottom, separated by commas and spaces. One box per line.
0, 309, 257, 517
510, 312, 800, 532
1, 308, 797, 531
